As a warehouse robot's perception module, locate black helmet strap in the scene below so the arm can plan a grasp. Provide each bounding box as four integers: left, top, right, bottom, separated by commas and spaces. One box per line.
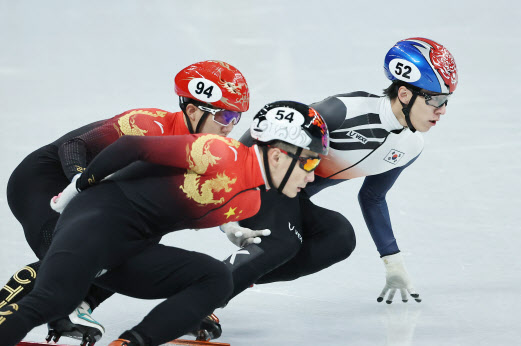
261, 146, 302, 194
179, 97, 212, 134
399, 90, 418, 133
262, 146, 275, 191
195, 111, 211, 133
277, 147, 302, 194
179, 97, 195, 134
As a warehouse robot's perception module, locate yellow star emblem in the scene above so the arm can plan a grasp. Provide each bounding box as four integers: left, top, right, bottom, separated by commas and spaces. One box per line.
224, 207, 237, 219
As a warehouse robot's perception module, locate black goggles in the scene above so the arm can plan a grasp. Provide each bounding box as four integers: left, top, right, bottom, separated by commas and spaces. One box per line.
277, 148, 321, 172
197, 105, 241, 126
413, 90, 451, 108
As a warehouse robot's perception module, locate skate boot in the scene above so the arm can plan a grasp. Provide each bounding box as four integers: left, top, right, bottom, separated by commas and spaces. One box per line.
188, 313, 222, 341
46, 301, 105, 346
108, 330, 146, 346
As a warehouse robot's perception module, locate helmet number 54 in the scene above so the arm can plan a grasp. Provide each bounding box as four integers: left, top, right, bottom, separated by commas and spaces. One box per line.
275, 109, 294, 123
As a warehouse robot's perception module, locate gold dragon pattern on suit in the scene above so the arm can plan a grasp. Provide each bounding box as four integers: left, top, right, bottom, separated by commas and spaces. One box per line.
115, 110, 167, 136
180, 134, 241, 206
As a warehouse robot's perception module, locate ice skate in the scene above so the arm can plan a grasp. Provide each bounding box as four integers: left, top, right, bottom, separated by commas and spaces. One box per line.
186, 313, 222, 341
46, 301, 104, 346
107, 330, 146, 346
108, 337, 141, 346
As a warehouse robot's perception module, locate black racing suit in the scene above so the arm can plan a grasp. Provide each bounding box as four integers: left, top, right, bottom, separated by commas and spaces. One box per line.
2, 109, 190, 311
0, 134, 268, 346
226, 92, 423, 300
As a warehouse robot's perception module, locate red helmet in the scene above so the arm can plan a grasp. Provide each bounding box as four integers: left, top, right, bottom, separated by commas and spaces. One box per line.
174, 60, 249, 112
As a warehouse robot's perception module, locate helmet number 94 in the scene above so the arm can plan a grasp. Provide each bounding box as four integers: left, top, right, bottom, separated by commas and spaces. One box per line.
196, 82, 213, 98
188, 78, 222, 103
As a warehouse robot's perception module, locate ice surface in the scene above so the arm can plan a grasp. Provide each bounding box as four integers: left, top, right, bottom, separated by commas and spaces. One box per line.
1, 1, 520, 345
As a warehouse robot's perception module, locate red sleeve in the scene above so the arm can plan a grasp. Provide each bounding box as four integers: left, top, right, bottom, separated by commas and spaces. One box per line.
57, 109, 183, 181
77, 134, 243, 189
113, 109, 184, 136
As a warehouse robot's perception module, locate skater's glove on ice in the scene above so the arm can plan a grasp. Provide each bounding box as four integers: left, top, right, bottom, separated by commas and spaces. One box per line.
378, 252, 421, 304
220, 221, 271, 248
50, 173, 82, 213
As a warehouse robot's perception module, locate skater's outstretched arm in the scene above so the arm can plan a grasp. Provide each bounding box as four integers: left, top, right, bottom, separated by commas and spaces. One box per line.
76, 134, 241, 190
358, 155, 422, 304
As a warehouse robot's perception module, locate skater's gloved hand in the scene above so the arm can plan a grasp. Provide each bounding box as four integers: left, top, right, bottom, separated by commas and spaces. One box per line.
378, 252, 421, 304
220, 222, 271, 248
50, 173, 82, 213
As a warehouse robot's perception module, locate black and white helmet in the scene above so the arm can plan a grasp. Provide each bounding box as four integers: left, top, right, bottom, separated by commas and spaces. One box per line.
250, 100, 329, 155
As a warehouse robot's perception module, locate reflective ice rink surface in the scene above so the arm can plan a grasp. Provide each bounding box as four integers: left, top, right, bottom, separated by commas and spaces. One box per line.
1, 1, 520, 345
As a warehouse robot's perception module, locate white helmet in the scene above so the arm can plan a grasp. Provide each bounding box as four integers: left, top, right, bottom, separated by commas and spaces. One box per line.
250, 100, 329, 155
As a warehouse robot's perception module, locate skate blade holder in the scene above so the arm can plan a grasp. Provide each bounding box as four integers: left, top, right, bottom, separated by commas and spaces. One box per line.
45, 330, 61, 343
79, 335, 97, 346
17, 338, 227, 346
166, 340, 230, 346
18, 338, 96, 346
17, 342, 75, 346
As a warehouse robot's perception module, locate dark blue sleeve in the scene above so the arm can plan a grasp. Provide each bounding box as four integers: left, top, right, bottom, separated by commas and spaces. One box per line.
358, 155, 419, 257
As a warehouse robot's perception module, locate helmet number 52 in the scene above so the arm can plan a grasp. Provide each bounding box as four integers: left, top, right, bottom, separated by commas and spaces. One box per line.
395, 62, 412, 79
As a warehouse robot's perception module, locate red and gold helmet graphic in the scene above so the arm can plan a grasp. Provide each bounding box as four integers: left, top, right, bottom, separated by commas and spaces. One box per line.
174, 60, 250, 112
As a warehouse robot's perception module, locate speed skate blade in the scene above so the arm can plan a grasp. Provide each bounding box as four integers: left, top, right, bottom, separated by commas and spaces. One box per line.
18, 342, 74, 346
165, 340, 230, 346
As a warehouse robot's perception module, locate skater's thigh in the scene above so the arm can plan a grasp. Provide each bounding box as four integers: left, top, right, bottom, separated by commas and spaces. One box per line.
95, 243, 229, 299
299, 195, 352, 238
225, 189, 304, 297
7, 149, 69, 258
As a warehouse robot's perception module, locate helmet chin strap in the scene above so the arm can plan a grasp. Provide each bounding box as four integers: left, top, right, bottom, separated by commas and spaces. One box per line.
184, 111, 210, 134
195, 111, 210, 133
399, 93, 418, 133
262, 147, 275, 190
262, 146, 302, 194
278, 147, 302, 194
183, 112, 195, 133
180, 98, 195, 134
179, 97, 210, 134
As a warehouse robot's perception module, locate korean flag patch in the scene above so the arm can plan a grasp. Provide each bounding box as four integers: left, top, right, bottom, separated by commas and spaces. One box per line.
384, 149, 404, 164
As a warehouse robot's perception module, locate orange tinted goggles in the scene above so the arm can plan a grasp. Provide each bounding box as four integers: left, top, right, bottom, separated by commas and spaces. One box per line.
278, 148, 321, 172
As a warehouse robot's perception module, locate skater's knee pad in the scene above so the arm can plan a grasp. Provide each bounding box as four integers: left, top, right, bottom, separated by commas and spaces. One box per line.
203, 260, 234, 302
306, 211, 356, 263
205, 260, 234, 286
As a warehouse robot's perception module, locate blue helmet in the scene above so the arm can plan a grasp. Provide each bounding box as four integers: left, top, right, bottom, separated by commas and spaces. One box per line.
384, 37, 458, 94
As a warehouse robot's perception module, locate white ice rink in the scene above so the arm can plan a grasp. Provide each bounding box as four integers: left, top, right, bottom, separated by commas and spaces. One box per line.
1, 1, 520, 345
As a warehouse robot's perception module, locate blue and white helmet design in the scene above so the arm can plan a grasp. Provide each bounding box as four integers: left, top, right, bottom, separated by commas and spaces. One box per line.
384, 37, 458, 94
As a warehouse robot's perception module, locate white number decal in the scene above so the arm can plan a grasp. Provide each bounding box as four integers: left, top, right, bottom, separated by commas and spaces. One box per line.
188, 78, 222, 103
389, 59, 421, 82
266, 107, 305, 127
